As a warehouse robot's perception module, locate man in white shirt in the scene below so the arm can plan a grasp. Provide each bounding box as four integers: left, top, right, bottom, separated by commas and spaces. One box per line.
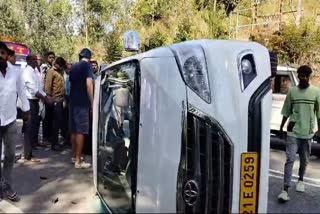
7, 49, 16, 66
0, 42, 30, 202
22, 54, 53, 162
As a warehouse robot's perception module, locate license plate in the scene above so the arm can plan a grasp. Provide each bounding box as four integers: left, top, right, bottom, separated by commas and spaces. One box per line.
239, 152, 258, 214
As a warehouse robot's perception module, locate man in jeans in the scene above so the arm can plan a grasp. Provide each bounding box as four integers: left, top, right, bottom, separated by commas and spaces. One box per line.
45, 57, 67, 151
69, 48, 94, 168
0, 42, 30, 202
278, 65, 320, 202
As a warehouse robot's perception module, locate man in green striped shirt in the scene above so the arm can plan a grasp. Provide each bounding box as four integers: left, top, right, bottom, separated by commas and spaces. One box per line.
278, 65, 320, 202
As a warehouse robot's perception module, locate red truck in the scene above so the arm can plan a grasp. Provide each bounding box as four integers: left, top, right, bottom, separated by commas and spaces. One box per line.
2, 41, 30, 67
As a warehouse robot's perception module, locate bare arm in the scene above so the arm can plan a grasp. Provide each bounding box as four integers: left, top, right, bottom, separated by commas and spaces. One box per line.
86, 77, 94, 108
36, 91, 47, 102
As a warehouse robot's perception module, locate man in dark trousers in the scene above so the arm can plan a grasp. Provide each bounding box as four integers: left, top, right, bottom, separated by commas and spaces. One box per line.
278, 65, 320, 202
22, 54, 54, 162
45, 57, 67, 151
0, 42, 30, 202
69, 48, 94, 168
41, 51, 56, 144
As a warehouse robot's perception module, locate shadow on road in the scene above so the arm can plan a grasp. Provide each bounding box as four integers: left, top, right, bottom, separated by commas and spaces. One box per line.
4, 147, 98, 213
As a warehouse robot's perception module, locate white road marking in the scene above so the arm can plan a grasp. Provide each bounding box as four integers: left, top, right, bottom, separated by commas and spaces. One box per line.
269, 169, 320, 184
269, 174, 320, 188
0, 200, 24, 213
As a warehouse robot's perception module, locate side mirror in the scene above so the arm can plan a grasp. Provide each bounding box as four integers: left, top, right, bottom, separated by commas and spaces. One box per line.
123, 30, 140, 52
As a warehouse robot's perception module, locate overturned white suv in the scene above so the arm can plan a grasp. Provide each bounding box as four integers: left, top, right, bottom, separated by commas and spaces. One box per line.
92, 39, 275, 213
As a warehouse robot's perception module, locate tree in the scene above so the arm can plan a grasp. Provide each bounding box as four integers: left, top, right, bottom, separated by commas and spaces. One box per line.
251, 18, 320, 65
47, 0, 75, 59
0, 0, 25, 42
174, 20, 192, 43
73, 0, 123, 45
202, 6, 229, 39
132, 0, 175, 26
103, 29, 123, 63
194, 0, 240, 15
16, 0, 74, 58
142, 30, 167, 51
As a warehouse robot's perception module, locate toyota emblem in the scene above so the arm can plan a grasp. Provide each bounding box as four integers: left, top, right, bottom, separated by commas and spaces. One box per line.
183, 180, 199, 206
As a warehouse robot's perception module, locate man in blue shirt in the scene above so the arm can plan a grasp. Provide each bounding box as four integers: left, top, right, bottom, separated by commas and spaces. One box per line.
69, 48, 94, 169
62, 63, 71, 147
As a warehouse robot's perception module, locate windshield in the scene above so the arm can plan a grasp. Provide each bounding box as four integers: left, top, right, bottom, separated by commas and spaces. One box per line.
16, 54, 27, 63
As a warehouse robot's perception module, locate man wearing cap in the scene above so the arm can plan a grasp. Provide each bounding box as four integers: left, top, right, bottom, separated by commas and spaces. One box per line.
278, 65, 320, 202
69, 48, 94, 168
0, 42, 30, 202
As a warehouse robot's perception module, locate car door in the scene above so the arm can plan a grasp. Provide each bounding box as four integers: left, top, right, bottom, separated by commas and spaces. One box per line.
96, 60, 140, 213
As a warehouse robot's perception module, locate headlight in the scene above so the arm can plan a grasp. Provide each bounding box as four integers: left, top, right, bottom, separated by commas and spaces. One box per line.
238, 51, 257, 91
170, 44, 211, 103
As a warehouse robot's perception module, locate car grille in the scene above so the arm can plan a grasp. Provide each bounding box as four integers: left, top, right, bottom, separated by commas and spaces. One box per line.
177, 107, 233, 213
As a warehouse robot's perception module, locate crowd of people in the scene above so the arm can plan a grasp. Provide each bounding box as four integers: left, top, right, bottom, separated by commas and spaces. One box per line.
0, 41, 99, 202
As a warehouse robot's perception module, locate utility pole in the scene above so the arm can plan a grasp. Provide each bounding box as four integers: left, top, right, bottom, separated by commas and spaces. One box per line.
251, 0, 258, 32
210, 0, 217, 38
296, 0, 302, 26
213, 0, 217, 12
279, 0, 283, 30
84, 0, 88, 47
229, 11, 233, 39
236, 11, 239, 39
152, 0, 157, 29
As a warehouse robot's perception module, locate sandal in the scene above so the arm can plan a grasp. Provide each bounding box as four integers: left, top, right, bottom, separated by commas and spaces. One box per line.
6, 191, 20, 202
75, 161, 91, 169
71, 157, 84, 164
3, 185, 20, 202
24, 158, 41, 163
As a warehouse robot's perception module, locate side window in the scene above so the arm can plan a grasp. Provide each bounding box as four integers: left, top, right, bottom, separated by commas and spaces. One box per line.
271, 74, 292, 94
97, 61, 140, 213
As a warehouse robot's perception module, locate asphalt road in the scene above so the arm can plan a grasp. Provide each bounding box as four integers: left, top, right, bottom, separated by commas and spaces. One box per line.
0, 120, 104, 213
2, 120, 320, 213
268, 148, 320, 213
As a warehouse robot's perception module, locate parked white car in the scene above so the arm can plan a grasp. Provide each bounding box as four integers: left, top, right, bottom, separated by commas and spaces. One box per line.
92, 39, 275, 213
270, 65, 298, 134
